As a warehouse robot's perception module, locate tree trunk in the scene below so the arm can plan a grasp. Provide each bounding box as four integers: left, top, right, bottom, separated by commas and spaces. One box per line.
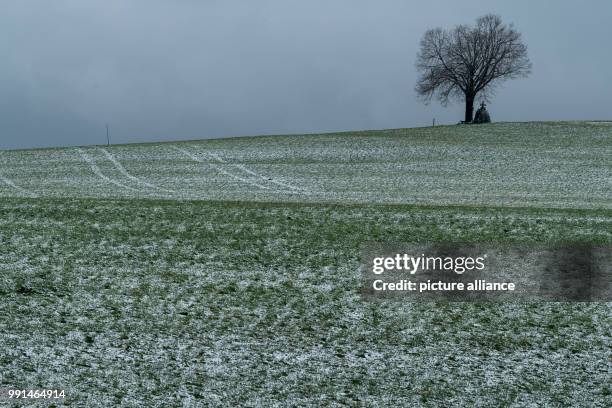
464, 94, 475, 123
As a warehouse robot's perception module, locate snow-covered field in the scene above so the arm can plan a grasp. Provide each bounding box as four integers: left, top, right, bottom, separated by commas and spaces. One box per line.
0, 122, 610, 406
1, 121, 611, 208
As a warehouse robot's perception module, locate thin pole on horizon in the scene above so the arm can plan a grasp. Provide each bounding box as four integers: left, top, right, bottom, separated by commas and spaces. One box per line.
106, 124, 110, 146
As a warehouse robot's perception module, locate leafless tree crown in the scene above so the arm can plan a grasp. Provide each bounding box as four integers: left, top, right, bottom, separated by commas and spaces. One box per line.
416, 14, 532, 120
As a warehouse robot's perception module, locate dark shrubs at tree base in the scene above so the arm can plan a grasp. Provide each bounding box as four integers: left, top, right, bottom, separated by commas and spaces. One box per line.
459, 102, 491, 124
472, 102, 491, 124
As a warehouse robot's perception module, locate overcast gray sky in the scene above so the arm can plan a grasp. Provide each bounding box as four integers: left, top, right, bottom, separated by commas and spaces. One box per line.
1, 0, 611, 149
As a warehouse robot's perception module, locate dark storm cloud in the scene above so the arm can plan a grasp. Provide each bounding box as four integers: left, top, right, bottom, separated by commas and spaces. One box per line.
1, 0, 611, 149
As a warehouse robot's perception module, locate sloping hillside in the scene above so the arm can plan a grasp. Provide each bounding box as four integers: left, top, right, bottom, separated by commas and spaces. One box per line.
1, 121, 610, 209
0, 122, 610, 406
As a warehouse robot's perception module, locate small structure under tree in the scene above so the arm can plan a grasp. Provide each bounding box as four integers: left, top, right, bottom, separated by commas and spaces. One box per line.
415, 14, 531, 123
473, 102, 491, 124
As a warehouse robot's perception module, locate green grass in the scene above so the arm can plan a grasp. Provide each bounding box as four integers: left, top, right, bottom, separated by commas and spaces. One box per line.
1, 121, 611, 209
0, 121, 611, 406
0, 197, 610, 406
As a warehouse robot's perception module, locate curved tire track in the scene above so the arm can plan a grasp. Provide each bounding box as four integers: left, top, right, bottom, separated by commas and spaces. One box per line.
77, 148, 138, 192
98, 147, 174, 193
170, 146, 272, 191
0, 175, 37, 197
0, 152, 37, 197
209, 152, 310, 194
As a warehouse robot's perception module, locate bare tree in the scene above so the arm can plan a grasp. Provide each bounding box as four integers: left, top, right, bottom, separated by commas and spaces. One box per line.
416, 14, 532, 123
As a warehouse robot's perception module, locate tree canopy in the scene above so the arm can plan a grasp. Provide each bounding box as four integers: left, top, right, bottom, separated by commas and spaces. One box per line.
416, 14, 532, 123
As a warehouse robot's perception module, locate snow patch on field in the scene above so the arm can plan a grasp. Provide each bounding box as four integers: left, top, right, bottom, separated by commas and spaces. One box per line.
98, 147, 173, 192
77, 148, 138, 191
170, 145, 272, 191
0, 152, 37, 197
0, 198, 610, 406
210, 151, 311, 195
0, 175, 37, 197
0, 122, 609, 208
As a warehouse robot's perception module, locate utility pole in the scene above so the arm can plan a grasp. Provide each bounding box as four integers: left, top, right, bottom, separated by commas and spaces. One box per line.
106, 124, 110, 146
